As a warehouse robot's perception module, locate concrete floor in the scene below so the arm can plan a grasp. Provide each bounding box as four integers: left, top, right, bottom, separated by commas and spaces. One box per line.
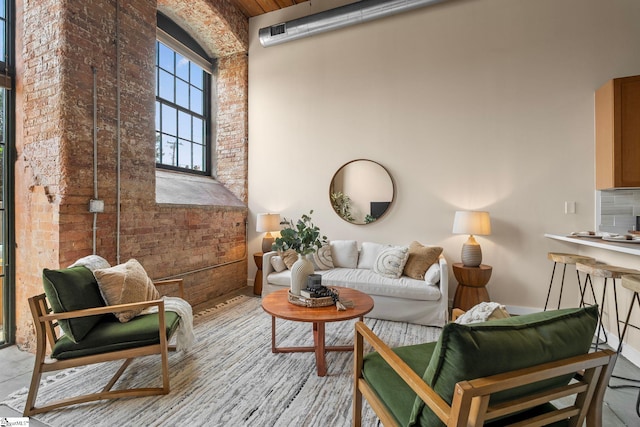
1, 287, 639, 425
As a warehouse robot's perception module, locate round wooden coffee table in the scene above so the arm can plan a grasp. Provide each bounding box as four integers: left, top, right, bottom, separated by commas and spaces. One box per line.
261, 287, 374, 377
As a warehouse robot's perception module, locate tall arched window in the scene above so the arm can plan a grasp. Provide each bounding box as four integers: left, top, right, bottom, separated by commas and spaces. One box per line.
155, 13, 213, 175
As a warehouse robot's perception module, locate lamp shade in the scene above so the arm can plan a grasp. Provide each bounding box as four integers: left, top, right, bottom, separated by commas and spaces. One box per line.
452, 211, 491, 236
257, 213, 281, 253
256, 213, 281, 232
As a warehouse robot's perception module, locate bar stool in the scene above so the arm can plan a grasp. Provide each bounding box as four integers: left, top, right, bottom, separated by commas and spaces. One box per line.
575, 262, 640, 350
544, 253, 595, 310
614, 274, 640, 417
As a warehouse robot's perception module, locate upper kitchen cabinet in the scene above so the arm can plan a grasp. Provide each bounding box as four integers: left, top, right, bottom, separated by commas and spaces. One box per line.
596, 75, 640, 189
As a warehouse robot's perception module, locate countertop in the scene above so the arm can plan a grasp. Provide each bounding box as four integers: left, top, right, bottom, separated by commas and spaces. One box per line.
545, 233, 640, 256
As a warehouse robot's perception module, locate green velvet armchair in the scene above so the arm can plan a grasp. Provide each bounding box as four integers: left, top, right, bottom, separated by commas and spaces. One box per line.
353, 306, 617, 427
24, 265, 184, 416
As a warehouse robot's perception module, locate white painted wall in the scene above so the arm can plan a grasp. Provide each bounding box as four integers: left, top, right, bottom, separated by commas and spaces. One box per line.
247, 0, 640, 321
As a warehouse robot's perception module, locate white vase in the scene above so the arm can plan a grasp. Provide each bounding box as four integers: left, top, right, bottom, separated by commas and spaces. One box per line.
290, 253, 314, 296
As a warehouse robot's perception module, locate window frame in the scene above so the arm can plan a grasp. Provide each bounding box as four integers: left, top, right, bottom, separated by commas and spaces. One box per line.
155, 15, 214, 176
0, 0, 14, 348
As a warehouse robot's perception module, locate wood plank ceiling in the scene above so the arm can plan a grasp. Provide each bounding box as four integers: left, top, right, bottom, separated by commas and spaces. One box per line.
232, 0, 309, 18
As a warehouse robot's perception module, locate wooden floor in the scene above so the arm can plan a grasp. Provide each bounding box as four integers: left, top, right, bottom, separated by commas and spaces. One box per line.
1, 286, 639, 425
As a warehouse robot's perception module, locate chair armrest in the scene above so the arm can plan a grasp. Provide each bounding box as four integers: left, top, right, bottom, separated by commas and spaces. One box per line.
153, 278, 184, 298
39, 299, 166, 322
355, 321, 452, 424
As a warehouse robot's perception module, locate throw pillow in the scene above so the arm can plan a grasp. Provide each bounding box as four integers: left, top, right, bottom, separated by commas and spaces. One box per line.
42, 266, 107, 343
93, 259, 160, 323
403, 242, 443, 280
280, 249, 298, 269
357, 242, 390, 270
373, 246, 409, 279
270, 255, 287, 273
424, 262, 440, 285
307, 244, 334, 270
68, 254, 111, 272
330, 240, 359, 268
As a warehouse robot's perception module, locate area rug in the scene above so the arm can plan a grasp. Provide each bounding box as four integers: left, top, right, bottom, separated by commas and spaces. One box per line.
3, 295, 442, 426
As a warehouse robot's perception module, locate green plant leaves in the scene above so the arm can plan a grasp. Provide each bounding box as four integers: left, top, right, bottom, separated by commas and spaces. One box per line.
272, 210, 327, 255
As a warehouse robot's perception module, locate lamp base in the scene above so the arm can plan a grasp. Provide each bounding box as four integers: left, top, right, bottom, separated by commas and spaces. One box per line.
461, 236, 482, 267
262, 235, 275, 253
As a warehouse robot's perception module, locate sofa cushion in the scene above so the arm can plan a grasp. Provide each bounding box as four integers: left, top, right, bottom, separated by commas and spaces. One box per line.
357, 242, 390, 269
42, 266, 107, 343
374, 246, 409, 279
330, 240, 359, 268
268, 267, 442, 301
51, 311, 181, 360
411, 306, 599, 426
94, 259, 160, 323
403, 242, 443, 280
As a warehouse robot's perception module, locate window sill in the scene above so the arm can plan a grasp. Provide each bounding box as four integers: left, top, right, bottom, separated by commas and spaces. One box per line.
155, 170, 244, 207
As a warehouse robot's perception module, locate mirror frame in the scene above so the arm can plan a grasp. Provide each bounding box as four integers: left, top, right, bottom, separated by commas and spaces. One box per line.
329, 159, 396, 225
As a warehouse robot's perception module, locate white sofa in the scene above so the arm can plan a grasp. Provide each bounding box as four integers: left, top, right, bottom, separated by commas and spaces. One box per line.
262, 240, 448, 327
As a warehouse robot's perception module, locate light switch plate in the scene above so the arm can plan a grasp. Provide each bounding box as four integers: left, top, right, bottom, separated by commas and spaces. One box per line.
565, 201, 576, 214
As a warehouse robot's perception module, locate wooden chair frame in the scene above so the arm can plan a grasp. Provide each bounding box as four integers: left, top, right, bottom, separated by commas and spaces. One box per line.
353, 321, 617, 427
24, 279, 184, 416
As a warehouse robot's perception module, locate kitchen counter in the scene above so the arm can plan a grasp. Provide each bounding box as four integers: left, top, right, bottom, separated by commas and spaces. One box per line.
545, 233, 640, 256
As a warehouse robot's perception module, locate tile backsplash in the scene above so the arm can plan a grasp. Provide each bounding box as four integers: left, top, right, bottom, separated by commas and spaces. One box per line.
599, 189, 640, 234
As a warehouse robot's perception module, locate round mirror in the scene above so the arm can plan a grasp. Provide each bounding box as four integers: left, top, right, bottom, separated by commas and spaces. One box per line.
329, 159, 395, 224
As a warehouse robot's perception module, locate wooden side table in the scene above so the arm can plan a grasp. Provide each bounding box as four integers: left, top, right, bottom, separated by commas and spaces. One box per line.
253, 252, 263, 296
452, 263, 492, 311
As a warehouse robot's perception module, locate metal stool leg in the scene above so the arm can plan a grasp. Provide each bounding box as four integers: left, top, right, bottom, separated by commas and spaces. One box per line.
595, 278, 609, 351
544, 262, 558, 311
613, 278, 622, 339
578, 272, 597, 308
616, 292, 638, 354
557, 263, 568, 309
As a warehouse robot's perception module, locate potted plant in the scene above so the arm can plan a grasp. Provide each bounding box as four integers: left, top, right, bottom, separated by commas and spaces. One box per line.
272, 210, 327, 295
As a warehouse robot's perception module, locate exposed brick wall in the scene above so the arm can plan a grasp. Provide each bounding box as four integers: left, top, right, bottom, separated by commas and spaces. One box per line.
14, 0, 249, 351
216, 53, 249, 201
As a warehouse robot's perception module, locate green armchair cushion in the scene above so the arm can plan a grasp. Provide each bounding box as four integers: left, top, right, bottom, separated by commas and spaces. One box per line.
412, 305, 598, 426
362, 342, 437, 426
51, 311, 181, 360
42, 266, 107, 343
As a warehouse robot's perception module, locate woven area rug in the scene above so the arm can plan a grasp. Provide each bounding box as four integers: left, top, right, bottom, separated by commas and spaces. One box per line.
3, 295, 441, 426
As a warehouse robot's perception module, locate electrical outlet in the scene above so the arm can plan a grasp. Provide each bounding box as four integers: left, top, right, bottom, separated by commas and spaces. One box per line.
564, 201, 576, 214
89, 199, 104, 213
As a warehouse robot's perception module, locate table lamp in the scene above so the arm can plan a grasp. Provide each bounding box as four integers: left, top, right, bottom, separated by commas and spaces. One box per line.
256, 213, 281, 253
452, 210, 491, 267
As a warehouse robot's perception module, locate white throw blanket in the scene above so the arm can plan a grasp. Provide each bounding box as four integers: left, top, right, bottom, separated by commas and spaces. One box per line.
144, 296, 195, 351
454, 302, 510, 325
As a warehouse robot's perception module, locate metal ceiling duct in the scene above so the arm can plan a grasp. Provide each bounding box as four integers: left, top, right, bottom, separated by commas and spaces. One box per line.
259, 0, 451, 47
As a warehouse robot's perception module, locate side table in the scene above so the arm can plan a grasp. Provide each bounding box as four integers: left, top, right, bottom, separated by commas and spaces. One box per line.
253, 252, 263, 296
452, 263, 492, 311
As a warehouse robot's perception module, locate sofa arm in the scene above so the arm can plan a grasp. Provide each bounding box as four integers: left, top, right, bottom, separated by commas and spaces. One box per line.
262, 251, 278, 291
437, 254, 449, 308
